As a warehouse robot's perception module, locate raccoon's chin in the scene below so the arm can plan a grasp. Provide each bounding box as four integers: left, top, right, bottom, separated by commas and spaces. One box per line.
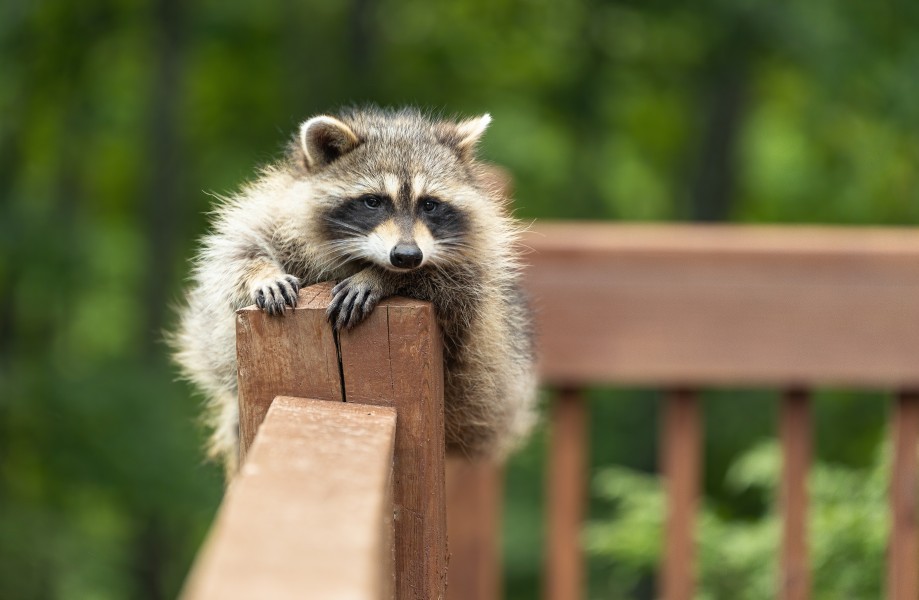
355, 255, 421, 273
379, 262, 425, 273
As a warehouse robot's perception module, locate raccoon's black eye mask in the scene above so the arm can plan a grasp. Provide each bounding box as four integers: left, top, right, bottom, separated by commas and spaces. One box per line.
417, 197, 468, 240
322, 194, 394, 237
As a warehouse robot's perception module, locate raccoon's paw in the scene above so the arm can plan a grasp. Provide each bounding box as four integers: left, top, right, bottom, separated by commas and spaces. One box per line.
251, 274, 300, 316
327, 275, 384, 330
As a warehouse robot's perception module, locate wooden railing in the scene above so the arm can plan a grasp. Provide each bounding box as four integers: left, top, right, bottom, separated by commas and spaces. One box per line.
182, 396, 398, 598
528, 223, 919, 600
183, 285, 452, 599
183, 222, 919, 600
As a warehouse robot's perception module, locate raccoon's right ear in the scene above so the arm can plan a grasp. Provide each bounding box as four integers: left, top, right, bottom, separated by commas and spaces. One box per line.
437, 114, 492, 161
299, 116, 360, 169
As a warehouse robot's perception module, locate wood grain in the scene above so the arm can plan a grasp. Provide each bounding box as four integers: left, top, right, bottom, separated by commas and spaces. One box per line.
545, 388, 588, 600
181, 396, 396, 600
660, 389, 701, 600
524, 223, 919, 388
780, 390, 811, 600
339, 296, 448, 600
446, 457, 503, 600
235, 283, 341, 462
888, 391, 919, 600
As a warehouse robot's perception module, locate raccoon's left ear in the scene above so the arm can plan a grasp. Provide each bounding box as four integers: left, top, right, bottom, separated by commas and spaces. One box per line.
299, 116, 360, 169
440, 114, 492, 160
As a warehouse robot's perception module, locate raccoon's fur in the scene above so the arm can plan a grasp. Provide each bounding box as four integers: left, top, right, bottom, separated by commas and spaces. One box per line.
172, 107, 538, 474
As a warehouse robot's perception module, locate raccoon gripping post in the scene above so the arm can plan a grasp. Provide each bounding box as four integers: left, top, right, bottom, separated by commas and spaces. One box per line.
172, 107, 538, 474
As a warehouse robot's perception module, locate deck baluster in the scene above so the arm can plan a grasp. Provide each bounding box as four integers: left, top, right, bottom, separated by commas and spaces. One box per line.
546, 388, 588, 600
661, 389, 701, 600
888, 390, 919, 600
780, 389, 812, 600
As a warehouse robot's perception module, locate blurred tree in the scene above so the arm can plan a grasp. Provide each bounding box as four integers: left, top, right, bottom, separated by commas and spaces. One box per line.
143, 0, 185, 358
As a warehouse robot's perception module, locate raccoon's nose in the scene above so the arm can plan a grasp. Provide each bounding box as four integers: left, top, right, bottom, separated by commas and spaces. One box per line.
390, 243, 423, 269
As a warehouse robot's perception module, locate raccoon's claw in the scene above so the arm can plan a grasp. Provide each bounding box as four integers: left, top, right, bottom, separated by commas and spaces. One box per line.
252, 274, 300, 316
327, 276, 383, 330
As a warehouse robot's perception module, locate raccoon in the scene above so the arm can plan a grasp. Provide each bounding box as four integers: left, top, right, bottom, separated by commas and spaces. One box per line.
172, 107, 538, 474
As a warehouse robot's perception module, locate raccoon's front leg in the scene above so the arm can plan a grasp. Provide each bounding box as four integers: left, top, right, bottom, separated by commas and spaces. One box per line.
327, 268, 390, 330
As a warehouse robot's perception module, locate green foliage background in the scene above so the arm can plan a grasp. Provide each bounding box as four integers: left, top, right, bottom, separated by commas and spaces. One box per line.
586, 440, 890, 598
1, 0, 917, 598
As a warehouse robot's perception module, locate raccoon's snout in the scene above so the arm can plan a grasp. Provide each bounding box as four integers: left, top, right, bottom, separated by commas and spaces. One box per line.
390, 243, 423, 269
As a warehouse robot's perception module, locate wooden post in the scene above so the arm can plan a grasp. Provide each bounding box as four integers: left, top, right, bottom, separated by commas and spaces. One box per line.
446, 457, 503, 600
780, 389, 811, 600
660, 389, 701, 600
236, 285, 342, 461
236, 283, 448, 599
338, 295, 448, 599
545, 387, 588, 600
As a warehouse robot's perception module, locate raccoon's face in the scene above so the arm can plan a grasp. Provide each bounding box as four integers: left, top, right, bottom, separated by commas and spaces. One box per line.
318, 174, 471, 272
299, 109, 492, 273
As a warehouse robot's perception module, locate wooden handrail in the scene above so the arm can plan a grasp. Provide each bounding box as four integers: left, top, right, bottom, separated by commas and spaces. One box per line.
181, 396, 397, 599
524, 222, 919, 388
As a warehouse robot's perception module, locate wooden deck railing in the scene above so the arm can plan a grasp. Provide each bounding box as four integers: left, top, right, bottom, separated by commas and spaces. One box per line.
182, 222, 919, 600
527, 223, 919, 600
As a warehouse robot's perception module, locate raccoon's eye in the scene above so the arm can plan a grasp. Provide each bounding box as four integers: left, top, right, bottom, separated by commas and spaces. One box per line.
362, 195, 382, 209
422, 199, 439, 213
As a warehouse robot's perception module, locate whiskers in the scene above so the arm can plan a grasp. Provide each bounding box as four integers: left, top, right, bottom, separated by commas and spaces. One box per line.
311, 237, 365, 275
435, 236, 477, 253
323, 217, 366, 237
428, 235, 475, 267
